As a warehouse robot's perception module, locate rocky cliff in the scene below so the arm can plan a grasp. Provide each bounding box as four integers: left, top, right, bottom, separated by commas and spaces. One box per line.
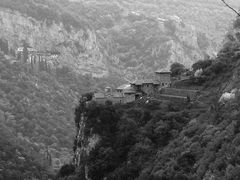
58, 15, 240, 180
0, 3, 108, 77
68, 0, 237, 80
0, 0, 237, 81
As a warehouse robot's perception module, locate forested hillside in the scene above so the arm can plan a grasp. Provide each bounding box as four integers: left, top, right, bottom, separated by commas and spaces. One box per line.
0, 0, 237, 80
65, 0, 237, 80
0, 123, 49, 179
0, 53, 122, 178
58, 16, 240, 180
0, 0, 239, 179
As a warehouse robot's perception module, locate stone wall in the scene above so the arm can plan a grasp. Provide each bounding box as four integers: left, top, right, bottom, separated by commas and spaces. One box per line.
124, 94, 135, 103
93, 98, 107, 105
155, 73, 171, 84
109, 97, 125, 104
159, 88, 198, 99
94, 94, 135, 105
156, 94, 187, 102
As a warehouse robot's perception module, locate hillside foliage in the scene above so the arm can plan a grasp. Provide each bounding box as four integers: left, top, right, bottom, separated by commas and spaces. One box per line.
59, 16, 240, 180
0, 122, 49, 180
0, 53, 122, 178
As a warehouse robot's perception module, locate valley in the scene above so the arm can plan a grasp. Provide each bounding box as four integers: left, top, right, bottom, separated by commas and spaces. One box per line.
0, 0, 239, 179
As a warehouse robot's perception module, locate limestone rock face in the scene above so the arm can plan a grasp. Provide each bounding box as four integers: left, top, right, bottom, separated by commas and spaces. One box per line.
0, 0, 236, 80
0, 8, 108, 77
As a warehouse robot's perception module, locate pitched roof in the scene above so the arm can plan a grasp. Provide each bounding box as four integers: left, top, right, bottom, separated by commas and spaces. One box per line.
116, 84, 131, 90
131, 79, 159, 85
17, 47, 36, 52
112, 92, 124, 98
155, 68, 171, 74
93, 92, 105, 99
155, 71, 171, 74
123, 86, 136, 94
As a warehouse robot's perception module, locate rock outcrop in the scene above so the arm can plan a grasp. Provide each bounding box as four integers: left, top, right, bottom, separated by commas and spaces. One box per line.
0, 0, 236, 80
0, 7, 108, 77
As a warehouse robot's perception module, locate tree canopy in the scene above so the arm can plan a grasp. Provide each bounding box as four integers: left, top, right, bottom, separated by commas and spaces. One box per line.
170, 62, 185, 77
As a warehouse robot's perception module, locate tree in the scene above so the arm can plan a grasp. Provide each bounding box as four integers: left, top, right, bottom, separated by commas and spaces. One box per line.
82, 92, 93, 101
192, 60, 212, 72
22, 40, 29, 63
170, 62, 185, 77
0, 39, 9, 54
57, 164, 75, 178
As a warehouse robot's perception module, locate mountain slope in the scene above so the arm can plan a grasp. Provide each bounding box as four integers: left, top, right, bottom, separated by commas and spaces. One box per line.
0, 122, 49, 179
0, 48, 125, 178
0, 0, 238, 80
66, 0, 238, 79
59, 16, 240, 180
0, 0, 108, 77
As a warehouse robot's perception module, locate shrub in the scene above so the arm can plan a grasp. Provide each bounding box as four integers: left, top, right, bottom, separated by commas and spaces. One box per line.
192, 60, 212, 72
58, 164, 75, 178
105, 100, 113, 106
209, 61, 226, 74
170, 62, 185, 77
234, 18, 240, 29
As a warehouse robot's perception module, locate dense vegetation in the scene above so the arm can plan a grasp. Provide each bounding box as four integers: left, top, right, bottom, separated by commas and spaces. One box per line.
0, 120, 49, 179
58, 17, 240, 179
61, 0, 236, 79
0, 0, 235, 81
0, 52, 122, 178
0, 0, 88, 30
84, 100, 193, 180
58, 97, 206, 180
0, 0, 240, 179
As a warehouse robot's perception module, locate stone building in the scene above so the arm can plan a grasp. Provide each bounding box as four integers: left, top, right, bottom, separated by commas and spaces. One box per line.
154, 70, 171, 87
130, 79, 159, 97
130, 70, 171, 97
17, 46, 60, 73
93, 92, 107, 104
116, 84, 136, 103
92, 86, 135, 105
92, 70, 172, 104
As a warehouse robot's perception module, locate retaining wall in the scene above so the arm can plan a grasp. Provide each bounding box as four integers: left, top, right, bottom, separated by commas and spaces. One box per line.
156, 94, 187, 102
159, 88, 198, 99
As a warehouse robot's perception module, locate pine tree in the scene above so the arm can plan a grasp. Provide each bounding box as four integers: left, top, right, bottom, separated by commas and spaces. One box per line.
22, 40, 29, 63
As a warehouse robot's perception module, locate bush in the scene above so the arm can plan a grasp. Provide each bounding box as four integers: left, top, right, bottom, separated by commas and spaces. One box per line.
192, 60, 212, 72
58, 164, 75, 178
170, 62, 185, 77
234, 18, 240, 29
209, 61, 226, 74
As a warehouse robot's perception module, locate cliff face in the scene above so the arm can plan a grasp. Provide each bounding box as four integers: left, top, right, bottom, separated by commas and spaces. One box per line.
62, 16, 240, 180
0, 8, 108, 77
67, 0, 236, 80
0, 0, 236, 81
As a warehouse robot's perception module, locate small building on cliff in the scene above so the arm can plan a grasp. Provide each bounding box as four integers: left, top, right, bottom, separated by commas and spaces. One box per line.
93, 86, 135, 105
17, 46, 60, 73
130, 70, 171, 97
154, 70, 171, 87
93, 70, 172, 104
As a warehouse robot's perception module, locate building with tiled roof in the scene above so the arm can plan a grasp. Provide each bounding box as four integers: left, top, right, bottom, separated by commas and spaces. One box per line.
93, 70, 172, 105
130, 71, 171, 97
116, 84, 131, 92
